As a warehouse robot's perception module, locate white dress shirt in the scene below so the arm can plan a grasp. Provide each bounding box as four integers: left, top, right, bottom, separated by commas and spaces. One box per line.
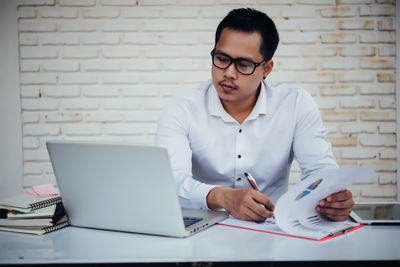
156, 79, 338, 209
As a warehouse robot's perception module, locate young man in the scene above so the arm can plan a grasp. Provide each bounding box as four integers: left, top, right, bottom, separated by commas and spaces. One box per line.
156, 8, 354, 222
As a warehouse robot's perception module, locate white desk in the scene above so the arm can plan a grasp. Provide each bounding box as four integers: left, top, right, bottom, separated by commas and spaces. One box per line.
0, 224, 399, 264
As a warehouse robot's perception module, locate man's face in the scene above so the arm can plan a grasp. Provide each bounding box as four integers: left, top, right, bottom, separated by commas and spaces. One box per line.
211, 28, 273, 106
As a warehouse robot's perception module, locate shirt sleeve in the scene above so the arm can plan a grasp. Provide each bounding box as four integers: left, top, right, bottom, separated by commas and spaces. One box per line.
155, 95, 218, 209
292, 89, 338, 179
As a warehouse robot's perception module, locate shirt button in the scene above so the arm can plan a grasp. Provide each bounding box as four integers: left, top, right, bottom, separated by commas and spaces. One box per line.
237, 154, 241, 159
237, 177, 241, 181
239, 129, 242, 133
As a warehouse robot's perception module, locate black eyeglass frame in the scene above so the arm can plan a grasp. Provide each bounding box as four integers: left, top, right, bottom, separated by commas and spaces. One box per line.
210, 50, 268, 75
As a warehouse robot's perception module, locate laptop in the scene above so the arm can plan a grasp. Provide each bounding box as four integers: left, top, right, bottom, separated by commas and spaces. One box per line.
46, 140, 228, 237
350, 202, 400, 224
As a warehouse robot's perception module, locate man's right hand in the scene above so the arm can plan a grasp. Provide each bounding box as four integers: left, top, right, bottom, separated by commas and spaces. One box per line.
206, 187, 274, 222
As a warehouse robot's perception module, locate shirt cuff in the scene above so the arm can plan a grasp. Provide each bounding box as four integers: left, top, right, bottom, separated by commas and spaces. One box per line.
191, 183, 219, 210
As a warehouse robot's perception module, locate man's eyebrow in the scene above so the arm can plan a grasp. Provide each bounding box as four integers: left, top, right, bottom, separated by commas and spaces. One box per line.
214, 49, 255, 62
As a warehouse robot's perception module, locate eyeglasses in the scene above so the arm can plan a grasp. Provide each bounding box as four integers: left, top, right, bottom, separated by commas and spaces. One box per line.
211, 50, 267, 75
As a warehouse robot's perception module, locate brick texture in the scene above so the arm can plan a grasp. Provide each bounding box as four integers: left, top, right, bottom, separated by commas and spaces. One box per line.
17, 0, 397, 201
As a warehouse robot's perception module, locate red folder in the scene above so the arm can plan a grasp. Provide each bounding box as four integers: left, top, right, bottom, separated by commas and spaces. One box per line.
217, 223, 364, 242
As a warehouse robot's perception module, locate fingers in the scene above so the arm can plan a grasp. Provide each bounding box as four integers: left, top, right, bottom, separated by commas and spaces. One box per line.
317, 205, 353, 216
253, 191, 275, 212
223, 188, 275, 222
325, 190, 353, 202
248, 202, 274, 221
240, 206, 269, 222
319, 190, 354, 209
317, 190, 354, 222
228, 200, 267, 222
319, 198, 354, 209
246, 190, 274, 219
233, 194, 273, 222
320, 212, 349, 222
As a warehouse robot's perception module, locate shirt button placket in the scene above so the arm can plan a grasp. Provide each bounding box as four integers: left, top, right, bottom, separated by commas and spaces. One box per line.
235, 126, 245, 187
237, 126, 244, 162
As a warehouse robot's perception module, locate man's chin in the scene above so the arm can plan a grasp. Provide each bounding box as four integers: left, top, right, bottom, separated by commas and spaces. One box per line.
219, 95, 237, 104
217, 90, 235, 102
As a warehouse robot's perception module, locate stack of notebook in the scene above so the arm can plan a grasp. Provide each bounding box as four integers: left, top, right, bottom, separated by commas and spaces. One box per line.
0, 192, 69, 235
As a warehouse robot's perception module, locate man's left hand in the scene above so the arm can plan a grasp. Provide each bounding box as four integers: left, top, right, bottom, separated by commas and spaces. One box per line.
316, 189, 354, 221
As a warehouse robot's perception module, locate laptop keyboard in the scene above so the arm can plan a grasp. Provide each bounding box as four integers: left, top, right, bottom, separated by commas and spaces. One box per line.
183, 216, 203, 227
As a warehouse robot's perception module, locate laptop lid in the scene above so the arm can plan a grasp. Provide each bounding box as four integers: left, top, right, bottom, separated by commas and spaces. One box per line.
350, 202, 400, 224
46, 140, 227, 237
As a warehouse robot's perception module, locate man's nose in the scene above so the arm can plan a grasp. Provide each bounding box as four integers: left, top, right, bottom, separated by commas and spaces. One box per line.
223, 62, 238, 79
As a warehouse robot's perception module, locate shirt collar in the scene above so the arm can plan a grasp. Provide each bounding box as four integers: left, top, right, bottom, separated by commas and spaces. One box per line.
207, 81, 268, 123
246, 80, 268, 121
207, 83, 235, 122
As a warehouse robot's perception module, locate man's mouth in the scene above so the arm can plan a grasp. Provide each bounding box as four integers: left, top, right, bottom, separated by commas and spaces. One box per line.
219, 82, 238, 93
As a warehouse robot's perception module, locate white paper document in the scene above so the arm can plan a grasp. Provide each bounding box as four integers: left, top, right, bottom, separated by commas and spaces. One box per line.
220, 167, 375, 240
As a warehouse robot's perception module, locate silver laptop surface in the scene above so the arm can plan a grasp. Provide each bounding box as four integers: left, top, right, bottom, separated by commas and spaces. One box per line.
350, 202, 400, 224
46, 140, 228, 237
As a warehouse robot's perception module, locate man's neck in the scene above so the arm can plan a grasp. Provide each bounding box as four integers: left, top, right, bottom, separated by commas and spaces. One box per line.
221, 86, 261, 124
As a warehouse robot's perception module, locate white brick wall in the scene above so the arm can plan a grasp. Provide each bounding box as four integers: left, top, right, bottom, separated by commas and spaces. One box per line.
18, 0, 397, 201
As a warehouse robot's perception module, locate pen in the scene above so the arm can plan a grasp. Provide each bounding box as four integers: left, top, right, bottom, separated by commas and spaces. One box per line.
329, 225, 354, 236
244, 172, 259, 191
244, 172, 274, 217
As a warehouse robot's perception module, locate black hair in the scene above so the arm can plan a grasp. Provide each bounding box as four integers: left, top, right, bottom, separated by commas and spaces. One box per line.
215, 8, 279, 61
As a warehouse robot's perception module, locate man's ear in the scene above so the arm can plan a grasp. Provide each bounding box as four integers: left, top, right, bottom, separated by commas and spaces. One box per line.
262, 60, 274, 79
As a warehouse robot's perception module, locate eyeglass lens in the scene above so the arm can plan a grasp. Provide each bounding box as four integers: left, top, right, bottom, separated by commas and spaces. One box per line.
212, 53, 256, 75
